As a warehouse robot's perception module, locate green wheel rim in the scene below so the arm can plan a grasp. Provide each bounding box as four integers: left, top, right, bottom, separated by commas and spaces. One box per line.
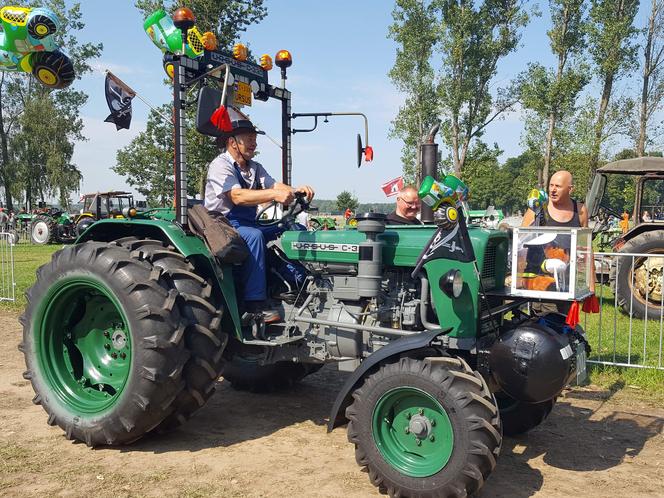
372, 387, 454, 477
35, 277, 132, 414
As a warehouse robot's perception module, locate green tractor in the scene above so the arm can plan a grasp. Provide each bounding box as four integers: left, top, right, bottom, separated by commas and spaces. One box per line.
29, 204, 76, 245
21, 13, 589, 497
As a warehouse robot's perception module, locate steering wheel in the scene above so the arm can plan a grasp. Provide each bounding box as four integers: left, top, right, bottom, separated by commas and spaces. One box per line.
256, 191, 309, 227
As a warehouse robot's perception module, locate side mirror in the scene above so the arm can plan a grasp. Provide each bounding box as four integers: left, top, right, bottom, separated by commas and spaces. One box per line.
357, 134, 374, 168
196, 86, 223, 137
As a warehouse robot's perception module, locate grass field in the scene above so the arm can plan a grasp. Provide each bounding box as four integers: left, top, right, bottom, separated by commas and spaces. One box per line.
3, 242, 662, 401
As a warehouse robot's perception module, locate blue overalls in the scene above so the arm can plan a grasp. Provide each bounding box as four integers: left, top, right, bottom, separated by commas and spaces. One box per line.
226, 164, 283, 302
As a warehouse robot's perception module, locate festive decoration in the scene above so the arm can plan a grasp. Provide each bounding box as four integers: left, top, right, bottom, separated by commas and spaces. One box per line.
104, 72, 136, 130
0, 5, 74, 88
381, 176, 404, 197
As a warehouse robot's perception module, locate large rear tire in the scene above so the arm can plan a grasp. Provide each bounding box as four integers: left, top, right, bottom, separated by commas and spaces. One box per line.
497, 394, 556, 436
30, 50, 75, 89
20, 242, 189, 445
346, 356, 502, 497
115, 238, 228, 430
611, 231, 664, 320
30, 215, 55, 245
222, 343, 322, 392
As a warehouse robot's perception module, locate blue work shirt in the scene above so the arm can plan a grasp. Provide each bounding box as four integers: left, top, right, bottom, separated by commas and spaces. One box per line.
204, 150, 276, 216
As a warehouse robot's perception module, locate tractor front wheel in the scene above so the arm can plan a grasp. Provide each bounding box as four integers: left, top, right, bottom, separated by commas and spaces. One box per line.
346, 356, 501, 497
30, 50, 75, 89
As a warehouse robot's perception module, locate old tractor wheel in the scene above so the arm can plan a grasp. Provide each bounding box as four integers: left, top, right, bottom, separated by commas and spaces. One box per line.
20, 242, 189, 446
496, 394, 556, 436
221, 343, 322, 392
30, 215, 55, 245
346, 356, 502, 497
115, 238, 228, 430
611, 231, 664, 320
30, 50, 75, 89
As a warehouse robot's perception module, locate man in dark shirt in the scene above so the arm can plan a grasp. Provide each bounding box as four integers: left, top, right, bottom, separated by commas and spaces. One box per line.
386, 185, 423, 225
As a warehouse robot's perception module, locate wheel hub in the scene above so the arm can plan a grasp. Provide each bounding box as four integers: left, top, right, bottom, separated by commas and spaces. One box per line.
408, 413, 432, 439
634, 256, 664, 303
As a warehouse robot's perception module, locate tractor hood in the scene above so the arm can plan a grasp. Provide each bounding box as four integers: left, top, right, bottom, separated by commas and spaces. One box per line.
280, 225, 506, 268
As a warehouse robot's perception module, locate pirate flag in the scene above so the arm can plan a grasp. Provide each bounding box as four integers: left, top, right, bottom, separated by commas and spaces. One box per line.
104, 72, 136, 130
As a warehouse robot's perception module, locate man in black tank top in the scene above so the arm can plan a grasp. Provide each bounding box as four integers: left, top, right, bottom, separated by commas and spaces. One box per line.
521, 170, 595, 307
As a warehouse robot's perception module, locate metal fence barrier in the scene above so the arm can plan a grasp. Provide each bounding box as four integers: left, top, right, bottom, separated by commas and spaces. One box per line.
0, 231, 16, 302
586, 251, 664, 371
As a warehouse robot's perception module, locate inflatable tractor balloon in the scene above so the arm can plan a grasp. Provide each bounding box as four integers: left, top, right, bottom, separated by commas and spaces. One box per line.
0, 6, 75, 89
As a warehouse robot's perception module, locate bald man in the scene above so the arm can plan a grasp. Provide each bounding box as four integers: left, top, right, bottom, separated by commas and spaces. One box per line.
387, 186, 423, 225
522, 170, 589, 228
522, 170, 595, 302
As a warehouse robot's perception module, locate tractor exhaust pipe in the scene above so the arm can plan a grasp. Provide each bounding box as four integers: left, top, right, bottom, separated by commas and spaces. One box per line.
420, 123, 440, 224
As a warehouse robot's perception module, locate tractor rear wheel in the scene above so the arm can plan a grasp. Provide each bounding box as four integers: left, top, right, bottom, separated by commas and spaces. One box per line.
611, 231, 664, 320
496, 394, 556, 436
30, 215, 55, 245
346, 356, 502, 497
115, 238, 228, 430
221, 343, 322, 392
20, 241, 190, 445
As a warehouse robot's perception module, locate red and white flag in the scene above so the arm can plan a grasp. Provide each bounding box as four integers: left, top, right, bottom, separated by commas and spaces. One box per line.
381, 176, 404, 197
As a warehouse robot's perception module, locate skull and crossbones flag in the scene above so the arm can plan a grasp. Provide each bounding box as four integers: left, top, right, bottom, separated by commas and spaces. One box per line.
104, 71, 136, 130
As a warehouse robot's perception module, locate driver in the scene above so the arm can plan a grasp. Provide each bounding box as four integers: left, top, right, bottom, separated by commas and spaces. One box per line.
204, 109, 314, 322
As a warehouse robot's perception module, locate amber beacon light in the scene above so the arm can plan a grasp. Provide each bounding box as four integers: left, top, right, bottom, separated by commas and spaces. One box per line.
275, 49, 292, 69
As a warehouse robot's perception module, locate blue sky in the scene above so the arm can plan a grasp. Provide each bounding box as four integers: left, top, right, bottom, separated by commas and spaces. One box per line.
68, 1, 651, 202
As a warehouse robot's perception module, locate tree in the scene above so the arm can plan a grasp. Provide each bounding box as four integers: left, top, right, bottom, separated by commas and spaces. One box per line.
113, 106, 174, 207
519, 0, 588, 186
0, 0, 102, 209
636, 0, 664, 156
119, 1, 268, 200
336, 191, 359, 212
388, 0, 439, 183
586, 0, 639, 174
437, 0, 529, 175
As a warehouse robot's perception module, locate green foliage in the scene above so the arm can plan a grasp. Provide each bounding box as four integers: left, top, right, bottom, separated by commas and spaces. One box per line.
0, 0, 102, 210
388, 0, 439, 183
335, 190, 359, 212
437, 0, 529, 174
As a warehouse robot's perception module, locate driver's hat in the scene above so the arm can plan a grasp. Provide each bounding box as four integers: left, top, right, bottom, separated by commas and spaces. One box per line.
224, 107, 265, 138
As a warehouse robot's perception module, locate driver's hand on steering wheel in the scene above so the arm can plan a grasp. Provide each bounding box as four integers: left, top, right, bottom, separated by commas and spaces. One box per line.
273, 188, 295, 205
295, 185, 315, 202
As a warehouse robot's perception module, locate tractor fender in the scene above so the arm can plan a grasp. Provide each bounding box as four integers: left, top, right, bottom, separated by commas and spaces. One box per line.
327, 328, 449, 432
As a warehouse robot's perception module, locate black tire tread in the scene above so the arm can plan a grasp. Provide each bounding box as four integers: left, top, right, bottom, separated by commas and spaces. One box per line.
115, 237, 227, 430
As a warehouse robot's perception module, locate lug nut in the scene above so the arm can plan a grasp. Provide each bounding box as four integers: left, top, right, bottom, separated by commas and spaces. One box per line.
104, 344, 110, 350
418, 408, 424, 416
415, 438, 422, 446
431, 419, 436, 427
120, 353, 126, 359
404, 426, 410, 434
103, 331, 110, 338
406, 412, 412, 420
111, 353, 118, 359
429, 435, 435, 442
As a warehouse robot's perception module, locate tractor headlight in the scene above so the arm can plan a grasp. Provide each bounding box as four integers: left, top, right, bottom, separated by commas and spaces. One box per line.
441, 270, 463, 298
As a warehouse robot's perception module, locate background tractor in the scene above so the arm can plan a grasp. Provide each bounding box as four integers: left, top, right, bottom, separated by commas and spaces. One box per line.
587, 157, 664, 319
73, 191, 138, 236
29, 204, 75, 245
21, 9, 589, 498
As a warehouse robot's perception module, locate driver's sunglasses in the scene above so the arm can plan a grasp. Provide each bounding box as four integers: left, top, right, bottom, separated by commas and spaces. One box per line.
398, 197, 419, 207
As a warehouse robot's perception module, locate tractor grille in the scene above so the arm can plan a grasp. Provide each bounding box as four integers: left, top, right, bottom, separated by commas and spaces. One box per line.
481, 243, 497, 290
1, 7, 29, 25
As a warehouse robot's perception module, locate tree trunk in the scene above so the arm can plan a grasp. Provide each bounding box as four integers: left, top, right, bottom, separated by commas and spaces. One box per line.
590, 75, 614, 174
451, 117, 461, 176
0, 76, 13, 211
638, 0, 657, 157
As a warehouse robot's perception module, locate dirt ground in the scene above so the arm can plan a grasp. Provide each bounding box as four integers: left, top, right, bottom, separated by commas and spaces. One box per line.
1, 309, 663, 498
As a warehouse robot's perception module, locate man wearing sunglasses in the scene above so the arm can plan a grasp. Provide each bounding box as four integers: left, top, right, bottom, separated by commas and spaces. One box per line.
386, 186, 423, 225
